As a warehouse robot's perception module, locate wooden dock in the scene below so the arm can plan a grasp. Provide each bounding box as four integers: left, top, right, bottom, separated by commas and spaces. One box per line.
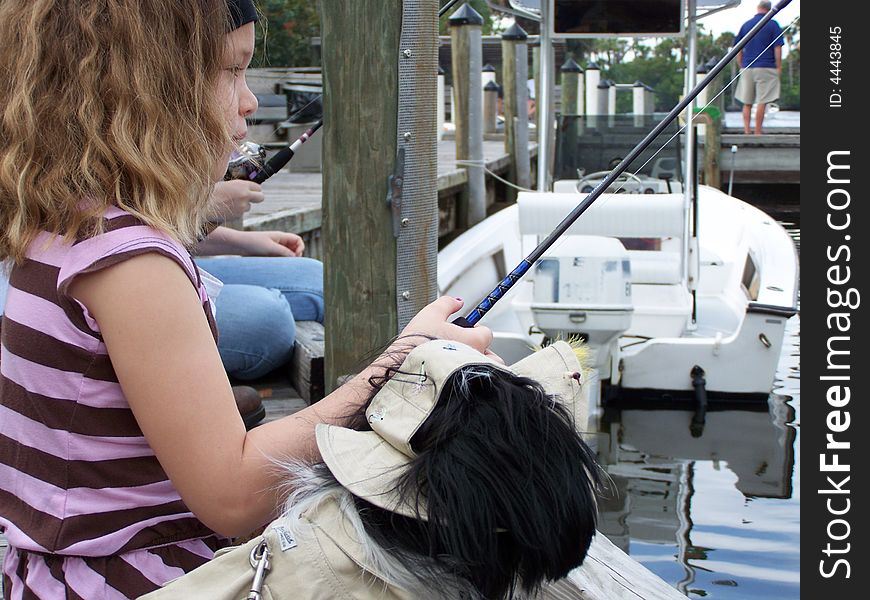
715, 132, 800, 184
239, 137, 537, 259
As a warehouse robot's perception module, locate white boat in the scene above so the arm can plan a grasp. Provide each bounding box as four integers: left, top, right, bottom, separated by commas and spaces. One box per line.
439, 0, 799, 411
439, 180, 798, 401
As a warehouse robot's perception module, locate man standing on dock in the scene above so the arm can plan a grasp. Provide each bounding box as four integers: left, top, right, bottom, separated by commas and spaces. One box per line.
734, 0, 784, 135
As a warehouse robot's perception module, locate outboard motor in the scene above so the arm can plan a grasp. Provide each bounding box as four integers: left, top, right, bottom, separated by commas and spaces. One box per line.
531, 236, 633, 377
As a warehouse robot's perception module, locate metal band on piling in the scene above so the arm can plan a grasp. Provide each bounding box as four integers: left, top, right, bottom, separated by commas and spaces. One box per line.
395, 0, 439, 328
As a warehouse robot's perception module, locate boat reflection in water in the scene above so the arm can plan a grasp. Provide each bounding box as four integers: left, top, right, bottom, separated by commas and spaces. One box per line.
592, 316, 799, 599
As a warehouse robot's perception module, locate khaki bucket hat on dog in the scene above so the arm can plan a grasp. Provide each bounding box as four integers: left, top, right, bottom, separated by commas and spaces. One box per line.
316, 339, 586, 519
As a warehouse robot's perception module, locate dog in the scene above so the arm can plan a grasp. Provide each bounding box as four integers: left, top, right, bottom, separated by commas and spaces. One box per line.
144, 339, 602, 600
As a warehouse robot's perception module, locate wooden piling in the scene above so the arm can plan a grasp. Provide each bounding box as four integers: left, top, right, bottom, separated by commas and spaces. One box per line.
483, 80, 499, 134
501, 21, 531, 200
632, 80, 646, 126
449, 3, 486, 228
702, 66, 724, 189
560, 58, 583, 115
481, 63, 496, 111
584, 62, 600, 116
596, 80, 609, 123
607, 81, 617, 115
320, 0, 401, 391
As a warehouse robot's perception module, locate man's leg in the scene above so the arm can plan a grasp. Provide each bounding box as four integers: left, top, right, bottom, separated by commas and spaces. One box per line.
742, 103, 752, 134
754, 103, 767, 135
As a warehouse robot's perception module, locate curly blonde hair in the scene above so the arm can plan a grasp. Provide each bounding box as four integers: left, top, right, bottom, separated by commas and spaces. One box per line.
0, 0, 232, 261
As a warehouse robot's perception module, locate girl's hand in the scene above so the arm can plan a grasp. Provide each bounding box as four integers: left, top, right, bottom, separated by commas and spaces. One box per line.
398, 296, 496, 358
236, 230, 304, 257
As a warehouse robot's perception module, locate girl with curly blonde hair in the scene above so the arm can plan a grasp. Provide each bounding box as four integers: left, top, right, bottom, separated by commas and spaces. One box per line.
0, 1, 492, 596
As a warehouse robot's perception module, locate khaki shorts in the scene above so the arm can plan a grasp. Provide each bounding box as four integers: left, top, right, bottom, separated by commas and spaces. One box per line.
736, 67, 781, 105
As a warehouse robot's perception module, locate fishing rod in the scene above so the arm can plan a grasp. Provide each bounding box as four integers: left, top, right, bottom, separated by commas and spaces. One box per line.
226, 119, 323, 184
439, 0, 462, 17
452, 0, 793, 328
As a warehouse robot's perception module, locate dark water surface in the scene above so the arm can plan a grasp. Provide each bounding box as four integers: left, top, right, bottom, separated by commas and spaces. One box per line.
596, 217, 800, 598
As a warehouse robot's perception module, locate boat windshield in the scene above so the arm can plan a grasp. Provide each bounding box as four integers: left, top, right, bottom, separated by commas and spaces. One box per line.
554, 114, 684, 186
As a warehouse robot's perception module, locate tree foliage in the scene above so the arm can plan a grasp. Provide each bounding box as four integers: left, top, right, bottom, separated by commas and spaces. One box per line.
253, 1, 799, 110
251, 0, 498, 68
562, 16, 799, 113
779, 16, 800, 109
252, 0, 321, 68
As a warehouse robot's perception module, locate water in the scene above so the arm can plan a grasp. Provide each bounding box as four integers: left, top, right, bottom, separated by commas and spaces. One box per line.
595, 220, 800, 598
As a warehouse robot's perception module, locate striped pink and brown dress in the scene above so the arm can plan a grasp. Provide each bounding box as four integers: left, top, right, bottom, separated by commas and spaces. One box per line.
0, 208, 228, 598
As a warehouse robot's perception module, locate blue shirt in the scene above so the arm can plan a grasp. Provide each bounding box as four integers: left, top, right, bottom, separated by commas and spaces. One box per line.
735, 13, 784, 69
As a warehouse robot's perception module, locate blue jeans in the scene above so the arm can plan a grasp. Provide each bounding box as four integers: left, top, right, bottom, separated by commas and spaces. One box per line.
194, 257, 324, 381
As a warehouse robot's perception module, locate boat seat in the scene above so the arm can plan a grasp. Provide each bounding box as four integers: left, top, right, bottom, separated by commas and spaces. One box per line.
627, 250, 682, 284
518, 192, 686, 239
518, 192, 686, 285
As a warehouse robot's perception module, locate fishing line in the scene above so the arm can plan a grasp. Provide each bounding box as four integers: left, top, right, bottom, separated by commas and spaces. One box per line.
552, 14, 799, 221
603, 14, 799, 198
260, 92, 324, 140
499, 15, 800, 265
454, 15, 798, 267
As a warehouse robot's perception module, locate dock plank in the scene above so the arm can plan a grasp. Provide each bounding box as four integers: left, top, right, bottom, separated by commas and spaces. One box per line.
288, 321, 325, 404
248, 381, 309, 424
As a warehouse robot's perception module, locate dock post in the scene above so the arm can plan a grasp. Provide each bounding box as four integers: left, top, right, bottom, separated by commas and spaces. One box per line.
481, 63, 496, 112
645, 84, 655, 117
607, 80, 617, 126
702, 62, 724, 189
501, 21, 531, 201
450, 3, 486, 228
695, 62, 710, 137
585, 62, 600, 127
632, 80, 646, 126
596, 80, 610, 126
560, 57, 583, 116
320, 0, 438, 389
483, 80, 499, 134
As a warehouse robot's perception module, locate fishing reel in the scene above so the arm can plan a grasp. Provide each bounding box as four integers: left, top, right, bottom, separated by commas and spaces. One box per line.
225, 141, 267, 181
222, 120, 322, 184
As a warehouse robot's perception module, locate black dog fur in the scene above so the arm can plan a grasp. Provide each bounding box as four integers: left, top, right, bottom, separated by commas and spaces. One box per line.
334, 350, 603, 600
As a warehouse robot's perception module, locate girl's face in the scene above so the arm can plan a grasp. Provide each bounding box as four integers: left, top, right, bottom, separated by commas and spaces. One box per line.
214, 22, 258, 182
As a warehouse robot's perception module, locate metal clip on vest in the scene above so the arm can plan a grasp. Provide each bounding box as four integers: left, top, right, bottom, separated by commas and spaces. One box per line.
247, 540, 271, 600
